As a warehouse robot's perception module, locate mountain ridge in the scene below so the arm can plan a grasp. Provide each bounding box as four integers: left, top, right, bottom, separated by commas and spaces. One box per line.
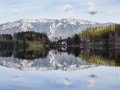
0, 18, 113, 39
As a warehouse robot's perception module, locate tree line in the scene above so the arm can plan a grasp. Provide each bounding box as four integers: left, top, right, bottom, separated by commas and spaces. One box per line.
0, 31, 50, 49
79, 24, 120, 44
0, 34, 12, 40
0, 31, 49, 43
13, 31, 50, 44
57, 24, 120, 47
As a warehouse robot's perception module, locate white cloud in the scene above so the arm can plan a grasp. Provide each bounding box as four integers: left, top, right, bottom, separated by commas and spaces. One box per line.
12, 9, 20, 14
87, 74, 97, 87
12, 76, 20, 81
62, 5, 73, 12
0, 0, 119, 24
88, 3, 97, 15
57, 78, 73, 85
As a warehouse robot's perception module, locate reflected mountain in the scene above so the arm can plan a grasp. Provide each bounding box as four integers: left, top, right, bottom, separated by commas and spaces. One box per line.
0, 47, 120, 71
0, 50, 97, 71
57, 47, 120, 66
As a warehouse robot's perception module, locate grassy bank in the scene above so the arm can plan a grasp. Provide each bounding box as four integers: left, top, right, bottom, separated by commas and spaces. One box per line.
0, 40, 45, 51
27, 41, 44, 51
86, 42, 104, 50
86, 41, 120, 49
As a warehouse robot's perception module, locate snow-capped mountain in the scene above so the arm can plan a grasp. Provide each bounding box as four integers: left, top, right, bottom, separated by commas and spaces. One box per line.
0, 51, 97, 71
0, 18, 112, 39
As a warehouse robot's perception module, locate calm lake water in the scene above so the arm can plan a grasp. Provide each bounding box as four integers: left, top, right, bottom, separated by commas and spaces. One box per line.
0, 48, 120, 90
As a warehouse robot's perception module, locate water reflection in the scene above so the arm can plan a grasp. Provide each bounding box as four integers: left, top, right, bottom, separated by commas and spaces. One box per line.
14, 48, 49, 60
0, 50, 97, 71
0, 48, 120, 90
78, 49, 120, 66
0, 47, 120, 67
0, 66, 119, 90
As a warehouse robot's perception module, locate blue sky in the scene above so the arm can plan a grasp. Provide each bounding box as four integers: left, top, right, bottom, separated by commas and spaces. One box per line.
0, 0, 120, 24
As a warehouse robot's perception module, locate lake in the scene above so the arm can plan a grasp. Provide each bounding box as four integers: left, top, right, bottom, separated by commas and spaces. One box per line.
0, 48, 120, 90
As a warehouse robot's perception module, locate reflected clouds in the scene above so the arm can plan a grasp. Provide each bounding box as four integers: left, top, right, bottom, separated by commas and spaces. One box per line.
0, 66, 120, 90
87, 74, 98, 87
12, 76, 20, 81
57, 78, 73, 85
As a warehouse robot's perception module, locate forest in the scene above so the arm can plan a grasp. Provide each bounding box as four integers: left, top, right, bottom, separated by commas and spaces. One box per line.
0, 31, 50, 49
56, 24, 120, 48
13, 31, 49, 44
79, 24, 120, 43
